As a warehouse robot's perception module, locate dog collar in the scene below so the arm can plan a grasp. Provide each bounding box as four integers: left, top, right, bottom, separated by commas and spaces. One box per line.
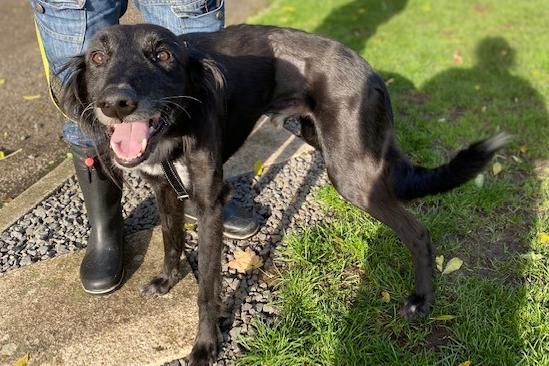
161, 160, 190, 200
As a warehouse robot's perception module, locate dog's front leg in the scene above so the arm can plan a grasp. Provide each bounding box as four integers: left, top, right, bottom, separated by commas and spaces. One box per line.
141, 183, 186, 296
186, 163, 224, 366
188, 200, 223, 365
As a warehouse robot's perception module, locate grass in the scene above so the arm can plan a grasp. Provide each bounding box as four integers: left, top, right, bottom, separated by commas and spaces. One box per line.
237, 0, 548, 365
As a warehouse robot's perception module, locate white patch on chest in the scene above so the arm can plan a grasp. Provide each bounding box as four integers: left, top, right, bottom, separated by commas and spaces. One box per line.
136, 163, 164, 176
173, 161, 191, 188
134, 161, 191, 191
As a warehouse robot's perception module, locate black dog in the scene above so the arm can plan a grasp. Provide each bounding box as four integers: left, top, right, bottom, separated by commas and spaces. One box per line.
61, 24, 507, 365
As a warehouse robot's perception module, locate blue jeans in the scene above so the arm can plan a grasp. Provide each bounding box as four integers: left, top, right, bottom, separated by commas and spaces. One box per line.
31, 0, 224, 147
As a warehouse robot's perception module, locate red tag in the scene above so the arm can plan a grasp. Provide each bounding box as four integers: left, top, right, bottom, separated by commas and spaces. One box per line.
84, 156, 95, 168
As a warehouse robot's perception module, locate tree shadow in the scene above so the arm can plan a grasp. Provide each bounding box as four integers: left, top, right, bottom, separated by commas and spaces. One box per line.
314, 0, 408, 52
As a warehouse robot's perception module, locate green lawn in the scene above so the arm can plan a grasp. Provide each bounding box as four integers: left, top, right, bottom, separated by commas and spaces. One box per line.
238, 1, 548, 365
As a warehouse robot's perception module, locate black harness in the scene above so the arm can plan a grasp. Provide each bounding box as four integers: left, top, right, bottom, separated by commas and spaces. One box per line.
161, 160, 190, 201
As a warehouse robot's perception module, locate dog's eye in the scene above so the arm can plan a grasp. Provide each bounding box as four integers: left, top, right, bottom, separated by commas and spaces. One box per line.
91, 51, 107, 66
154, 50, 171, 62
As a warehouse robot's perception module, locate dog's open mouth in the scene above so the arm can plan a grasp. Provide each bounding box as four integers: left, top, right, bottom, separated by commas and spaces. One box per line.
109, 115, 164, 165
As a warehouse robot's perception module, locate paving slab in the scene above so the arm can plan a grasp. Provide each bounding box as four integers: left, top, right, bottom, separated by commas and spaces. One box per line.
0, 228, 198, 366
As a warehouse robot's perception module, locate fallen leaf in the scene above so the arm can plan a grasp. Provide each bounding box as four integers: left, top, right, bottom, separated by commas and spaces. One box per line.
228, 247, 263, 273
184, 223, 197, 231
66, 152, 73, 159
253, 160, 264, 177
474, 174, 484, 188
0, 148, 22, 161
0, 78, 5, 86
539, 233, 549, 245
436, 255, 445, 272
458, 360, 472, 366
23, 95, 41, 101
431, 314, 457, 321
453, 50, 463, 65
442, 257, 463, 275
521, 252, 543, 261
13, 353, 29, 366
492, 162, 503, 176
519, 145, 528, 154
48, 160, 54, 165
381, 291, 391, 303
511, 155, 523, 163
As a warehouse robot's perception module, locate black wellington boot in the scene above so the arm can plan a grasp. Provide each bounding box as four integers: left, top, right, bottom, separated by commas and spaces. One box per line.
71, 144, 124, 294
184, 199, 259, 240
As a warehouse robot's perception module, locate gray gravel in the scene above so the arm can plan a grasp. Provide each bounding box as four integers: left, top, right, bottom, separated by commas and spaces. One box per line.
0, 151, 333, 365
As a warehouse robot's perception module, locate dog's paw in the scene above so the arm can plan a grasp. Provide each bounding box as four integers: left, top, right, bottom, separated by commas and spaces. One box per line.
399, 292, 432, 319
186, 340, 217, 366
140, 272, 182, 297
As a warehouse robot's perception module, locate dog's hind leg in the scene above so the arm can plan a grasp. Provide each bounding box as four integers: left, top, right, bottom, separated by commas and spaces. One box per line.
141, 183, 186, 297
325, 158, 434, 319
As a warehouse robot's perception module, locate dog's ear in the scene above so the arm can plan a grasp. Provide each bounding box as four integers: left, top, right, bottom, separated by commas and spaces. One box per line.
187, 48, 226, 113
58, 54, 88, 121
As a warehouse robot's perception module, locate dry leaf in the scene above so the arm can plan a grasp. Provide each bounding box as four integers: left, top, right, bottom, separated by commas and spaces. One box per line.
66, 152, 73, 159
436, 255, 444, 272
0, 148, 22, 161
539, 233, 549, 245
521, 252, 543, 261
253, 160, 264, 177
458, 360, 472, 366
492, 162, 503, 176
228, 248, 263, 273
381, 291, 391, 303
474, 174, 484, 188
511, 155, 523, 163
13, 353, 29, 366
453, 50, 463, 65
23, 95, 41, 101
184, 222, 197, 231
442, 257, 463, 275
0, 78, 5, 86
519, 145, 528, 154
431, 314, 457, 321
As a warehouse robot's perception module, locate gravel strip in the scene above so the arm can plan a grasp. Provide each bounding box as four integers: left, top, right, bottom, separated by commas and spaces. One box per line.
0, 151, 333, 365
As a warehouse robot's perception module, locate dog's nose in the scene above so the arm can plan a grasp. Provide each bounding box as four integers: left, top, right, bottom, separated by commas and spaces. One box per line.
97, 88, 138, 119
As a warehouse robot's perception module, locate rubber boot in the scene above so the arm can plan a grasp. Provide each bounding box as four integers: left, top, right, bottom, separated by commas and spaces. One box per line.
71, 144, 124, 294
184, 199, 259, 240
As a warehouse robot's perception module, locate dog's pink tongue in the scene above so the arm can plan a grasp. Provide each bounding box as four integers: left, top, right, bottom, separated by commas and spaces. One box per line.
110, 121, 150, 160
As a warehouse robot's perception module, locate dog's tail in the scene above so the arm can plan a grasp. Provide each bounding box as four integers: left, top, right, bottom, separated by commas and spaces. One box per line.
390, 132, 510, 201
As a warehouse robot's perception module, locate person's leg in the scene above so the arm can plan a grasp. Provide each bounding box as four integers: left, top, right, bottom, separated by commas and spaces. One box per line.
31, 0, 128, 293
135, 0, 259, 239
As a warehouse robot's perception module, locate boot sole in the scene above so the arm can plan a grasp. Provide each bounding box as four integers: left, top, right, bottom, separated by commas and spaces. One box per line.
81, 268, 125, 295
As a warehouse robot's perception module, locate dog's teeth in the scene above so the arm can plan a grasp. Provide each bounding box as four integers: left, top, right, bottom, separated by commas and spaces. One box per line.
141, 138, 148, 152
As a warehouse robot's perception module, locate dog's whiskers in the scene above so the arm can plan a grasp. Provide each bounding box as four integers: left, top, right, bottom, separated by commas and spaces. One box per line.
161, 95, 202, 104
161, 101, 192, 119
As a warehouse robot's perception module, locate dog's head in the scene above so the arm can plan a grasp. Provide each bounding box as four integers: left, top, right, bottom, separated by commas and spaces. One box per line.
61, 24, 222, 169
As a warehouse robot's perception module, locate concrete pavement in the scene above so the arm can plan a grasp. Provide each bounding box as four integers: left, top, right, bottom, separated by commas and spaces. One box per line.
0, 1, 321, 365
